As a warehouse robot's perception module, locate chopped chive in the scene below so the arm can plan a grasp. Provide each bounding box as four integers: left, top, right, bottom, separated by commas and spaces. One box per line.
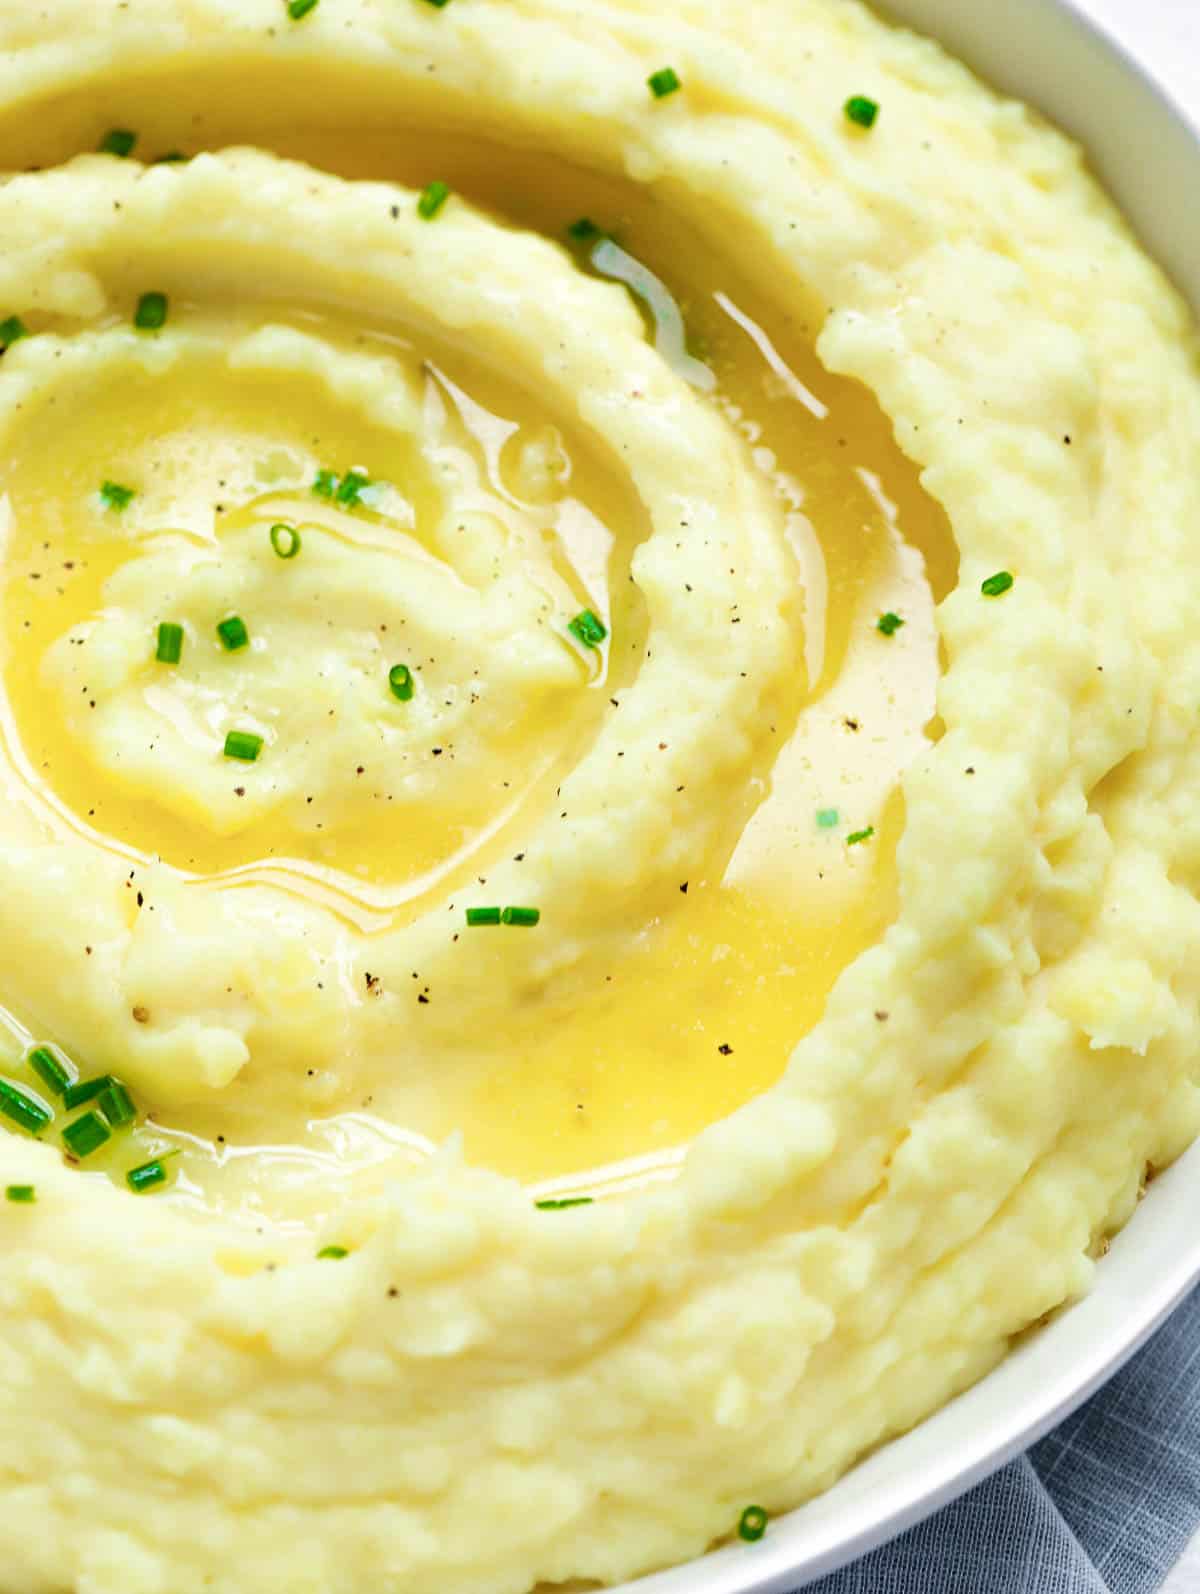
313, 468, 338, 499
287, 0, 319, 16
844, 95, 879, 129
318, 1245, 349, 1259
5, 1185, 35, 1203
127, 1158, 169, 1193
981, 570, 1014, 597
466, 907, 502, 927
567, 217, 601, 242
816, 808, 840, 829
62, 1076, 114, 1111
389, 664, 415, 702
99, 128, 137, 158
270, 522, 302, 560
217, 615, 250, 652
421, 0, 452, 7
156, 622, 184, 665
335, 470, 370, 507
134, 292, 168, 331
417, 180, 451, 220
0, 316, 29, 350
27, 1045, 75, 1097
0, 1079, 51, 1135
502, 907, 541, 928
876, 611, 904, 637
648, 67, 682, 99
100, 480, 135, 511
535, 1197, 594, 1210
153, 150, 189, 164
738, 1506, 769, 1543
224, 731, 264, 763
568, 609, 608, 649
97, 1081, 136, 1130
847, 827, 875, 846
62, 1111, 111, 1159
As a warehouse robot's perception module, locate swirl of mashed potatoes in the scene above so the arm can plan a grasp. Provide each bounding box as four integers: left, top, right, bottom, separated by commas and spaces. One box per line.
0, 3, 1197, 1594
0, 147, 797, 1103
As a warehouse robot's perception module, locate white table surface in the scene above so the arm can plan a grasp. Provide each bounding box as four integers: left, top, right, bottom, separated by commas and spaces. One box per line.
1032, 2, 1199, 1588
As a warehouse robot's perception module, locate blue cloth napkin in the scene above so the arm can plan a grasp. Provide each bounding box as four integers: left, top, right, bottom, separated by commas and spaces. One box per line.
807, 1284, 1200, 1593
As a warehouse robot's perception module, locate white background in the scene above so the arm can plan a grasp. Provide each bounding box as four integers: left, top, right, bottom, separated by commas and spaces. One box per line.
1056, 4, 1198, 1589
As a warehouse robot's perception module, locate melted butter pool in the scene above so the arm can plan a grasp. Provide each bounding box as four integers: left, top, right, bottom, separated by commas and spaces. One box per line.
0, 316, 643, 918
0, 101, 956, 1213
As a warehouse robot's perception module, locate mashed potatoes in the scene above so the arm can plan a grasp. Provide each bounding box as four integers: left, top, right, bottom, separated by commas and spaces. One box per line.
0, 2, 1197, 1592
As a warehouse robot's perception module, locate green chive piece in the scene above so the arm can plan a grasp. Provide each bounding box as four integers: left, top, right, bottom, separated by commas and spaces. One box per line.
318, 1245, 349, 1259
0, 1080, 51, 1135
127, 1159, 169, 1193
816, 808, 840, 829
270, 522, 302, 560
568, 609, 608, 649
5, 1185, 35, 1204
335, 470, 370, 507
981, 570, 1014, 597
417, 180, 451, 220
0, 316, 29, 350
224, 731, 263, 763
62, 1076, 114, 1111
156, 622, 184, 665
217, 615, 250, 652
62, 1077, 113, 1115
389, 664, 414, 703
287, 0, 319, 17
502, 907, 541, 928
567, 217, 601, 242
27, 1045, 75, 1097
62, 1111, 111, 1160
100, 480, 135, 512
535, 1197, 594, 1210
845, 95, 879, 129
153, 151, 189, 165
421, 0, 452, 7
738, 1506, 769, 1543
313, 468, 338, 499
847, 827, 875, 846
466, 907, 502, 927
648, 67, 682, 99
97, 1081, 136, 1130
99, 128, 137, 158
134, 292, 168, 331
876, 611, 904, 637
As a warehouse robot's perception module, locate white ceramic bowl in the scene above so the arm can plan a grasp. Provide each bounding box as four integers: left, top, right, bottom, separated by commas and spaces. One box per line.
613, 3, 1200, 1589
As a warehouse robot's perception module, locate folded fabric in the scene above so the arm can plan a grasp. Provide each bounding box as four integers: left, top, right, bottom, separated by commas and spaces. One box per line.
805, 1284, 1200, 1593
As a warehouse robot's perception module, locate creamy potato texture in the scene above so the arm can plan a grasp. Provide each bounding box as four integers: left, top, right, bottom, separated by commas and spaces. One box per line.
0, 2, 1197, 1591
